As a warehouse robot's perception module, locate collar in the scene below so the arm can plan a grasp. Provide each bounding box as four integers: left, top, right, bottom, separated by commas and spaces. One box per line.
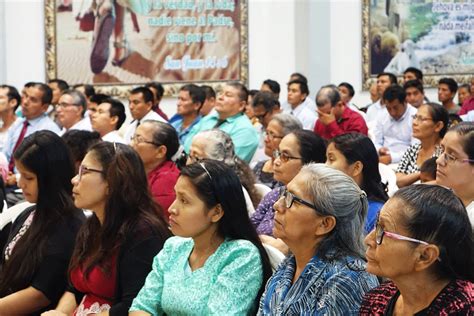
214, 111, 244, 123
24, 113, 48, 127
390, 105, 412, 122
337, 106, 352, 123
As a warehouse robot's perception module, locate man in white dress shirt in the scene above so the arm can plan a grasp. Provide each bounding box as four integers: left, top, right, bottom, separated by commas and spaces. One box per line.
57, 89, 92, 135
282, 79, 317, 130
373, 85, 418, 164
90, 97, 126, 143
124, 87, 166, 144
366, 72, 397, 125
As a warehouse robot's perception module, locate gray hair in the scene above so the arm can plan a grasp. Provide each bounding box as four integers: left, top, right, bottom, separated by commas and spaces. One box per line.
316, 84, 341, 107
299, 163, 368, 260
269, 113, 302, 136
62, 89, 87, 116
193, 129, 236, 166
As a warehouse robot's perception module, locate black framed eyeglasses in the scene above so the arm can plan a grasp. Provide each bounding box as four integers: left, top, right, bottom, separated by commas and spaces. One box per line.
278, 187, 320, 212
273, 150, 302, 163
375, 214, 429, 246
131, 134, 161, 146
78, 165, 104, 181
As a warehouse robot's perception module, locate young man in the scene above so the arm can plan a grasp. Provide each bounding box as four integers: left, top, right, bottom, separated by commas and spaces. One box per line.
366, 72, 397, 124
90, 97, 126, 143
403, 79, 425, 109
169, 84, 206, 145
184, 82, 259, 163
283, 79, 317, 130
124, 86, 166, 144
438, 77, 459, 114
373, 85, 417, 164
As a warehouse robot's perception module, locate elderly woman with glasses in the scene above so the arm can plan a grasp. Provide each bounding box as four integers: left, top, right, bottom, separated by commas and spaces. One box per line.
258, 164, 378, 315
252, 114, 302, 188
360, 184, 474, 314
395, 103, 448, 188
251, 130, 326, 251
131, 120, 180, 219
436, 122, 474, 228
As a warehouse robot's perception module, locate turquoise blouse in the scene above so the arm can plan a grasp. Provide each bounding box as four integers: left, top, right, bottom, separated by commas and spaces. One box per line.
129, 236, 264, 315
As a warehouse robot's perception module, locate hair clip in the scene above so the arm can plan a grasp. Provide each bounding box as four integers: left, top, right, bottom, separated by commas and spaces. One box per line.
199, 162, 212, 180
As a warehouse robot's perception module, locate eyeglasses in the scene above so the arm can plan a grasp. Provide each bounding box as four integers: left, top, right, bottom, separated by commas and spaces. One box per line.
440, 151, 474, 165
273, 150, 301, 162
411, 114, 433, 123
375, 215, 428, 246
265, 131, 284, 141
78, 165, 104, 181
131, 135, 161, 146
57, 102, 80, 108
187, 154, 202, 164
278, 187, 320, 212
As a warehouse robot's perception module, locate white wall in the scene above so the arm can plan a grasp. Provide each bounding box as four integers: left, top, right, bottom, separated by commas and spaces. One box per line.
0, 0, 439, 118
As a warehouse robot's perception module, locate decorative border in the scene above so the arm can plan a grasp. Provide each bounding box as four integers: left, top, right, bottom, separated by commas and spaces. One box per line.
361, 0, 472, 90
44, 0, 248, 98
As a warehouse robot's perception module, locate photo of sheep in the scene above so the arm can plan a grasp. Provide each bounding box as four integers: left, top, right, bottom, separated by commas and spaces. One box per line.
363, 0, 474, 87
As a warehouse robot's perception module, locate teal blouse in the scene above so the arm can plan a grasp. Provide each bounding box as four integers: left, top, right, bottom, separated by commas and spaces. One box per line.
129, 236, 264, 315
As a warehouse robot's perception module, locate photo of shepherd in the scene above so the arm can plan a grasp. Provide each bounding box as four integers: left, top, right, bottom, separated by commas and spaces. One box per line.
366, 0, 474, 83
48, 0, 245, 87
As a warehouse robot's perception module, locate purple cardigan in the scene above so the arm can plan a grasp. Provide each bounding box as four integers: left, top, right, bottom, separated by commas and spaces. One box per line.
250, 188, 280, 236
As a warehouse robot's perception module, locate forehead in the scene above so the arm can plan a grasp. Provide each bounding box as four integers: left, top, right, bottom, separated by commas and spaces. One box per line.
223, 85, 239, 96
386, 99, 403, 108
253, 104, 266, 113
404, 72, 417, 79
406, 87, 421, 94
288, 83, 301, 92
135, 123, 155, 137
378, 198, 406, 226
129, 93, 144, 101
0, 87, 8, 97
179, 89, 191, 98
59, 93, 74, 103
378, 75, 390, 82
441, 131, 464, 154
338, 86, 349, 93
417, 105, 431, 116
83, 151, 101, 167
438, 83, 451, 91
27, 86, 44, 99
97, 102, 112, 111
280, 133, 298, 151
267, 119, 283, 132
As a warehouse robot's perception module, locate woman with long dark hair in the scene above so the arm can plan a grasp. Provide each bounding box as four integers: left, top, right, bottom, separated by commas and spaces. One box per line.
43, 142, 171, 314
130, 160, 272, 315
326, 133, 389, 232
0, 131, 85, 314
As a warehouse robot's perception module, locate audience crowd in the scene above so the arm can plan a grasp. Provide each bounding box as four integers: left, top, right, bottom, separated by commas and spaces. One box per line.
0, 69, 472, 315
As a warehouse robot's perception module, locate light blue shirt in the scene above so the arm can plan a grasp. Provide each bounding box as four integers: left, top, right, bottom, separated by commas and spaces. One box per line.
4, 113, 60, 162
169, 114, 202, 145
184, 112, 259, 163
130, 236, 263, 315
373, 105, 418, 163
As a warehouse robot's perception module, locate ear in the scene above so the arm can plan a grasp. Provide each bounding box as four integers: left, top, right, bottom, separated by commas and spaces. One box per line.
193, 102, 202, 112
350, 161, 364, 178
314, 216, 336, 237
154, 144, 168, 160
433, 120, 444, 134
238, 100, 247, 112
209, 204, 224, 223
109, 115, 119, 127
414, 245, 440, 272
8, 98, 18, 110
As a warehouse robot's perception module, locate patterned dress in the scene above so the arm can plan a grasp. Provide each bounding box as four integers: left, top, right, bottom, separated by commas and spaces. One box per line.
130, 236, 264, 315
396, 143, 443, 174
258, 252, 379, 315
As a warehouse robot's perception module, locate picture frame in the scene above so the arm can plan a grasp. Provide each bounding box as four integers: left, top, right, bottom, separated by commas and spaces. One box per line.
45, 0, 249, 98
362, 0, 474, 89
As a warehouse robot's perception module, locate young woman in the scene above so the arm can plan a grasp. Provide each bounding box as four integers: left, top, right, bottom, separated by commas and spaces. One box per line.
129, 160, 272, 315
43, 142, 171, 315
326, 133, 389, 232
0, 131, 85, 314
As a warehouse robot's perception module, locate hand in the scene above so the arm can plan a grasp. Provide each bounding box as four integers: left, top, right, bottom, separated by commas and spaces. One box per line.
379, 154, 392, 165
41, 311, 68, 316
6, 172, 17, 186
378, 147, 390, 156
316, 108, 336, 126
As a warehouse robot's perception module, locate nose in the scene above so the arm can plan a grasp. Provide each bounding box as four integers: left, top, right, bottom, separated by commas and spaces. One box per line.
436, 154, 445, 167
71, 174, 79, 185
273, 196, 284, 213
364, 228, 376, 247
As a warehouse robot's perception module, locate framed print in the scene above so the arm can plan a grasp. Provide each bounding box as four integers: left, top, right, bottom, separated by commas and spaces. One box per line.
45, 0, 248, 97
362, 0, 474, 89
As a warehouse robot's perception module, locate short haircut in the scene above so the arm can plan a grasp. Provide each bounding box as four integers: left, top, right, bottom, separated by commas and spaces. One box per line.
438, 77, 458, 94
316, 84, 341, 107
49, 79, 69, 91
145, 82, 165, 102
287, 79, 309, 96
89, 93, 109, 105
459, 83, 470, 92
201, 85, 216, 99
130, 86, 154, 103
62, 130, 101, 164
252, 91, 279, 112
419, 157, 437, 179
142, 120, 180, 161
403, 79, 424, 94
23, 81, 36, 89
377, 72, 397, 85
290, 72, 308, 84
338, 82, 355, 97
103, 97, 126, 130
226, 82, 249, 103
31, 82, 53, 105
249, 89, 259, 98
73, 84, 96, 98
262, 79, 281, 95
61, 89, 87, 116
0, 85, 21, 110
383, 85, 406, 103
180, 84, 206, 107
403, 67, 423, 81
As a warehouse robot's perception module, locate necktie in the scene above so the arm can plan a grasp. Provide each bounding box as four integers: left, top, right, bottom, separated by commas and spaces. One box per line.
9, 120, 29, 172
214, 119, 226, 128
